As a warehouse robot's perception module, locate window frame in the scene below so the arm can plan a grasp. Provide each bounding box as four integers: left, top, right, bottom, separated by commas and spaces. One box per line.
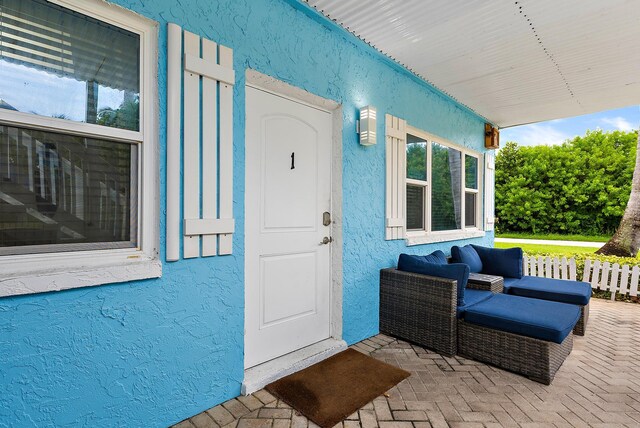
464, 153, 480, 228
0, 0, 160, 297
405, 125, 484, 245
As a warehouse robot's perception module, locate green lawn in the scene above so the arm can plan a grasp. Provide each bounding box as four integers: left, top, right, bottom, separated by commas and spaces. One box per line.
494, 242, 599, 255
495, 232, 609, 243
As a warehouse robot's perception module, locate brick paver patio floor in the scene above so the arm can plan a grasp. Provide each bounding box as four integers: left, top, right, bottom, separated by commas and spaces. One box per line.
173, 299, 640, 428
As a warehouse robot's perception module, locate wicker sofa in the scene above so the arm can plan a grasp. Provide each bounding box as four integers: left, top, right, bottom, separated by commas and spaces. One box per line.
380, 268, 458, 356
452, 244, 591, 335
380, 262, 580, 384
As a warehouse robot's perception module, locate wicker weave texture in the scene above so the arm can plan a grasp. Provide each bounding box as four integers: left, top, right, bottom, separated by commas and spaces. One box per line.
457, 320, 574, 384
379, 269, 457, 356
573, 304, 588, 336
466, 279, 504, 294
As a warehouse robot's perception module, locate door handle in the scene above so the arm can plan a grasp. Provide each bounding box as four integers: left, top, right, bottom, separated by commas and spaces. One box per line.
320, 236, 333, 245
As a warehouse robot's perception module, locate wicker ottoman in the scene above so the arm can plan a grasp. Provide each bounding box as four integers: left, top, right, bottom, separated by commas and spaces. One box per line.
457, 292, 580, 385
458, 320, 573, 385
573, 304, 589, 336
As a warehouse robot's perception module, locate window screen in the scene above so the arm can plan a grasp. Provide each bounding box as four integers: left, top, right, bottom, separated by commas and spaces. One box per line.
406, 185, 424, 230
0, 125, 137, 255
465, 192, 476, 227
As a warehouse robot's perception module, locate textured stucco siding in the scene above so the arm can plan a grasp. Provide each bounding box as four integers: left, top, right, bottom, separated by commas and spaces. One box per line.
0, 0, 492, 426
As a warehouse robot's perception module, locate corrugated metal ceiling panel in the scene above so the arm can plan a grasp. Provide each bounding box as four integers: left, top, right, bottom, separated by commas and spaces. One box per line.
306, 0, 640, 127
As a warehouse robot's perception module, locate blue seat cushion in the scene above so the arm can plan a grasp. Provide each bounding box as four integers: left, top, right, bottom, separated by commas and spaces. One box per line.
503, 277, 521, 291
451, 245, 483, 273
471, 245, 523, 279
507, 276, 591, 305
398, 254, 469, 306
456, 289, 493, 318
463, 293, 581, 343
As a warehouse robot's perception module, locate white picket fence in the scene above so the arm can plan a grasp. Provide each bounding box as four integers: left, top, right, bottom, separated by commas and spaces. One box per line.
523, 255, 640, 301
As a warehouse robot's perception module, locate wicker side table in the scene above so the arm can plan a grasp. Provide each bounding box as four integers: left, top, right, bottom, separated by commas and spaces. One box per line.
467, 273, 504, 293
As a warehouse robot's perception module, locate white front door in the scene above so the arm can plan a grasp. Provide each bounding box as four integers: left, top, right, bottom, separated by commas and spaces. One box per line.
244, 86, 333, 369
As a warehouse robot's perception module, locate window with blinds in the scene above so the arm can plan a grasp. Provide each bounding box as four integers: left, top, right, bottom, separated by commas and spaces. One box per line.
0, 0, 140, 130
0, 0, 142, 255
0, 125, 137, 254
405, 128, 481, 235
406, 133, 427, 231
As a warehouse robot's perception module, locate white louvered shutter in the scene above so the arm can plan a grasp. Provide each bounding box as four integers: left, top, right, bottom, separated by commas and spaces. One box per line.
385, 114, 407, 240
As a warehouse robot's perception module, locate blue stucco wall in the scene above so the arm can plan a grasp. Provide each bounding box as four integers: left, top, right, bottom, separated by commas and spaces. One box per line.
0, 0, 493, 426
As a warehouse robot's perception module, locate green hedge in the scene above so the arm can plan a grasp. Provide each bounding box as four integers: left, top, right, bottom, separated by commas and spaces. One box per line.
496, 130, 638, 236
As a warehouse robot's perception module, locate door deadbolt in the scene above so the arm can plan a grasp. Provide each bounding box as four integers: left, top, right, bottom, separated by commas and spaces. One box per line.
320, 236, 333, 245
323, 211, 332, 226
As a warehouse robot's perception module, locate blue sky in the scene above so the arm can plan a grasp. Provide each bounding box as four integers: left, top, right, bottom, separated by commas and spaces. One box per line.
501, 105, 640, 147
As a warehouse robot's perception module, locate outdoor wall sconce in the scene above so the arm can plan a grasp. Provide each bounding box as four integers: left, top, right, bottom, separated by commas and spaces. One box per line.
357, 106, 377, 146
485, 123, 500, 149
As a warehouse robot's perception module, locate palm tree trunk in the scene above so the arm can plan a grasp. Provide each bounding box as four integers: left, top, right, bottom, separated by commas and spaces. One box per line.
597, 131, 640, 257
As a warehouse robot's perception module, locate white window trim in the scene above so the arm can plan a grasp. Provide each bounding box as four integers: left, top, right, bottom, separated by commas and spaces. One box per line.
464, 153, 482, 229
405, 126, 484, 246
0, 0, 160, 298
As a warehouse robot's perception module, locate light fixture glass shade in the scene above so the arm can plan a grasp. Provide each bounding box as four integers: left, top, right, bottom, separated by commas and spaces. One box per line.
359, 106, 376, 146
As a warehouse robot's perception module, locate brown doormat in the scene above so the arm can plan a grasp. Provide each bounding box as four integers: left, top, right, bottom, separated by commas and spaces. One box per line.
265, 348, 410, 428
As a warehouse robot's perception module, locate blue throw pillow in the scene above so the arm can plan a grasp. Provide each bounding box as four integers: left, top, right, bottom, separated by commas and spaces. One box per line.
423, 250, 447, 265
397, 254, 469, 306
395, 251, 446, 267
470, 245, 523, 279
450, 245, 483, 273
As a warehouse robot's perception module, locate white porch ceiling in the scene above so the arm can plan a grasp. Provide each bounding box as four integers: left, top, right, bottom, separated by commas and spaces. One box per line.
305, 0, 640, 128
